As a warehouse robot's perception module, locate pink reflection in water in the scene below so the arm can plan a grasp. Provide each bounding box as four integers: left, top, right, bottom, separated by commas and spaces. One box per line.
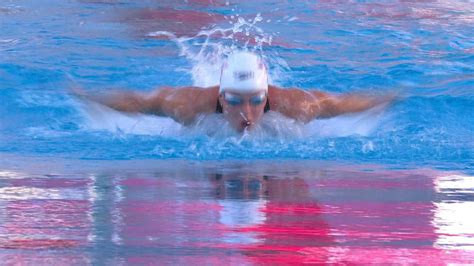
123, 8, 225, 38
119, 6, 298, 50
0, 162, 473, 264
0, 176, 92, 265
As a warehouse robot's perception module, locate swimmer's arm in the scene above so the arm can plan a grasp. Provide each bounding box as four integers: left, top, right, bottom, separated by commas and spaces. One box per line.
268, 86, 395, 122
145, 86, 217, 124
315, 91, 395, 119
72, 86, 218, 124
72, 88, 155, 113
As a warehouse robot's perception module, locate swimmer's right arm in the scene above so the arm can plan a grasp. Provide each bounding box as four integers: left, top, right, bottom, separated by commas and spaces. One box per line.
72, 86, 218, 124
146, 86, 218, 123
71, 87, 155, 113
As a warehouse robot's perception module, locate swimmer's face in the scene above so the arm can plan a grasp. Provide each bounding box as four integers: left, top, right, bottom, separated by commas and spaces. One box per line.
219, 90, 267, 132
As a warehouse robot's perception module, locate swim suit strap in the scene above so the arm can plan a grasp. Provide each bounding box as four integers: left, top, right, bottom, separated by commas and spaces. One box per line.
216, 98, 270, 113
216, 100, 223, 113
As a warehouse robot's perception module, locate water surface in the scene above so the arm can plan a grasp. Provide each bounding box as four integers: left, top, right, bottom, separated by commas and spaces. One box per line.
1, 157, 473, 264
0, 0, 473, 264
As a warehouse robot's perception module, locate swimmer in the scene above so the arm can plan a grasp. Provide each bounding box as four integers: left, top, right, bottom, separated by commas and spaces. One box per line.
74, 51, 396, 132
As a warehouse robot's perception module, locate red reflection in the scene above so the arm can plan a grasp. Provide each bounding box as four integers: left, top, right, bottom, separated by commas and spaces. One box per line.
211, 174, 333, 264
120, 5, 297, 49
124, 8, 225, 38
8, 178, 89, 188
118, 175, 233, 264
0, 177, 91, 264
3, 165, 474, 264
115, 172, 333, 264
0, 199, 90, 247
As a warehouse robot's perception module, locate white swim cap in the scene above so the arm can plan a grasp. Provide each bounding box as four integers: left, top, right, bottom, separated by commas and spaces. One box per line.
219, 51, 268, 94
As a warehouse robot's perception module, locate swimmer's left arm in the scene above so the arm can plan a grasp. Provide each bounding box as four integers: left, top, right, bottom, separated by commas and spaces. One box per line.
316, 91, 396, 119
268, 86, 396, 122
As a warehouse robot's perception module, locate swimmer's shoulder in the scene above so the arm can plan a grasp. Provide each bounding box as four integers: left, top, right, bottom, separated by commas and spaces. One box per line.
268, 85, 326, 97
268, 85, 316, 107
182, 85, 219, 114
267, 85, 327, 121
269, 85, 327, 103
199, 85, 219, 97
268, 85, 296, 114
148, 85, 218, 114
156, 85, 218, 95
147, 85, 219, 124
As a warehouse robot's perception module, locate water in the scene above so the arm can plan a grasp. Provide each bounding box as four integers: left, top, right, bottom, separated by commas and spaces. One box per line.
1, 0, 473, 264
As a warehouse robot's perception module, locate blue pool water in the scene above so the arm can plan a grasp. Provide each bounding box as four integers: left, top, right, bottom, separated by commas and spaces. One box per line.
1, 0, 473, 264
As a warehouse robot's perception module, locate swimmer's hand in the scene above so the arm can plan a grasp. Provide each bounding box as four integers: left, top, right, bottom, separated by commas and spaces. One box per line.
374, 90, 405, 107
69, 87, 89, 100
372, 91, 400, 106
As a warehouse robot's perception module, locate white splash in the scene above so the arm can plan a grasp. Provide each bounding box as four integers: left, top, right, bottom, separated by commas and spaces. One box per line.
77, 100, 181, 136
306, 104, 390, 138
147, 13, 283, 87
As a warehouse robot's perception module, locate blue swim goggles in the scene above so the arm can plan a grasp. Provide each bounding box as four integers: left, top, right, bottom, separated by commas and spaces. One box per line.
222, 92, 267, 106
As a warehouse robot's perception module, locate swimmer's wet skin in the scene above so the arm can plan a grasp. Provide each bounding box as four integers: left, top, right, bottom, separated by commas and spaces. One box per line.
73, 51, 396, 132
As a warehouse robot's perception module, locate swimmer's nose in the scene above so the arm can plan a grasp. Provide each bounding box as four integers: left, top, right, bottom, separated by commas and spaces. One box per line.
241, 103, 254, 120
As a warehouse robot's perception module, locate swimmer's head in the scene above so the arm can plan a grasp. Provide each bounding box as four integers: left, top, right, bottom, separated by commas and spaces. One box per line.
219, 51, 268, 94
219, 51, 269, 132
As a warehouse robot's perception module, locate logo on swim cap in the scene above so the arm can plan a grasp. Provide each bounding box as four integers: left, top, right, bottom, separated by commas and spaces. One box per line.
234, 71, 254, 81
219, 51, 268, 94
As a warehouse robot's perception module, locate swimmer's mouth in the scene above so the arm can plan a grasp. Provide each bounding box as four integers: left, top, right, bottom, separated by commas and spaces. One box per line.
239, 112, 252, 129
241, 120, 252, 128
237, 120, 253, 132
